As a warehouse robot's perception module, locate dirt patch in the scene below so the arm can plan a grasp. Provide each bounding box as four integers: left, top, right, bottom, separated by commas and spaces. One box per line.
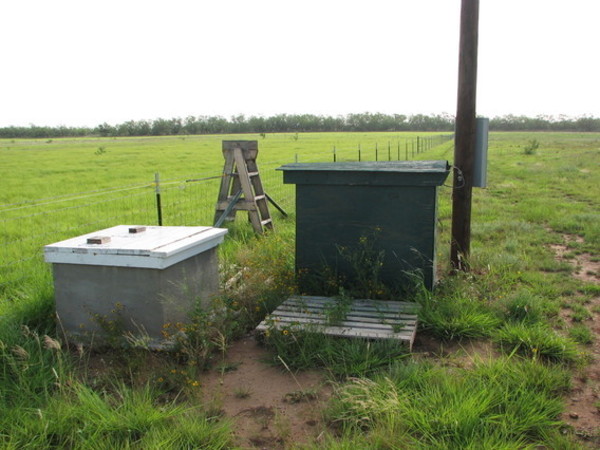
413, 333, 500, 369
549, 233, 600, 445
550, 234, 599, 284
560, 295, 600, 446
200, 335, 332, 449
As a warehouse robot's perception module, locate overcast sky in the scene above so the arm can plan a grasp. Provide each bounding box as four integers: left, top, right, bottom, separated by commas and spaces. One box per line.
1, 0, 599, 127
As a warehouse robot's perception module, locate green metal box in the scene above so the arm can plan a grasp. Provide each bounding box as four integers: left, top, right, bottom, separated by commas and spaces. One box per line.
278, 161, 450, 293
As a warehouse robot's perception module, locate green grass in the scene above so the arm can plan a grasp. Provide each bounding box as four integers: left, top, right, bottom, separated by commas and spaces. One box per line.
0, 381, 233, 449
261, 330, 409, 379
494, 322, 581, 364
568, 324, 594, 345
1, 131, 599, 448
325, 357, 572, 449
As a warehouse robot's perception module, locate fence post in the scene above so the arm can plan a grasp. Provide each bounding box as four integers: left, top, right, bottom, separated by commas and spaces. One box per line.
388, 141, 391, 161
155, 172, 163, 226
375, 142, 378, 161
358, 144, 361, 162
333, 146, 337, 162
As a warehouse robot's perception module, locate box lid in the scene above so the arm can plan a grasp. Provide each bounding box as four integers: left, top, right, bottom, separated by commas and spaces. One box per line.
278, 160, 450, 186
44, 225, 227, 269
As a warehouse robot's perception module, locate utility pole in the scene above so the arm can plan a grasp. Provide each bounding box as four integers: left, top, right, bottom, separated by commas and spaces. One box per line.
451, 0, 480, 271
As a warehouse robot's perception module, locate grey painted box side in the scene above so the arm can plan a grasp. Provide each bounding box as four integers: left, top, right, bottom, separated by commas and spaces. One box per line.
53, 248, 219, 344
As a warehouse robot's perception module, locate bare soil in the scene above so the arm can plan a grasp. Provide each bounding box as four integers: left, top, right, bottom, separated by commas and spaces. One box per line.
413, 333, 499, 368
200, 335, 332, 449
549, 234, 600, 445
560, 294, 600, 446
550, 234, 599, 284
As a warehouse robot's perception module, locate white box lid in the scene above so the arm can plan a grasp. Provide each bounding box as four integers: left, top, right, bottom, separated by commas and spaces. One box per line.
44, 225, 228, 269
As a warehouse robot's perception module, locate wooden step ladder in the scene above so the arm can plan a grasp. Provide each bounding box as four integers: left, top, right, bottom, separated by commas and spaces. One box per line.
214, 140, 274, 234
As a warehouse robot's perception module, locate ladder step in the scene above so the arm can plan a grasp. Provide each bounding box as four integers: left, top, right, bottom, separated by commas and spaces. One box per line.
261, 219, 272, 226
230, 171, 259, 177
254, 195, 266, 201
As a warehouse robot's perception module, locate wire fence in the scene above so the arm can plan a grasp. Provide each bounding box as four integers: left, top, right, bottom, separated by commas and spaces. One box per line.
0, 134, 452, 304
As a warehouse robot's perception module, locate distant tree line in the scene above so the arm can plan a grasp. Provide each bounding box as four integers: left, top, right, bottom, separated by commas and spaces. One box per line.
1, 113, 599, 138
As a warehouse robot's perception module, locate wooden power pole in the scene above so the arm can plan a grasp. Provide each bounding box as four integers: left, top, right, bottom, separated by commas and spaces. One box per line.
451, 0, 480, 271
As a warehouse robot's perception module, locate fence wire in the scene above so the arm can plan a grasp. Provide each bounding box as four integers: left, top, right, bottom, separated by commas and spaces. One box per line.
1, 134, 452, 304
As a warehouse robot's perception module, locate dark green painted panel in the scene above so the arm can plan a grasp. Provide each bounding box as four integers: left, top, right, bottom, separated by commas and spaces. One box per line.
279, 161, 450, 186
280, 161, 449, 294
295, 185, 440, 292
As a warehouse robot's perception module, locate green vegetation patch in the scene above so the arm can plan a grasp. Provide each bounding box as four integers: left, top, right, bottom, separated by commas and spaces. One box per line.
326, 357, 572, 449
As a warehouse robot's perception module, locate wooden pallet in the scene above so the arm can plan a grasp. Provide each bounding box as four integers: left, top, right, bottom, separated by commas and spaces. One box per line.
256, 295, 420, 350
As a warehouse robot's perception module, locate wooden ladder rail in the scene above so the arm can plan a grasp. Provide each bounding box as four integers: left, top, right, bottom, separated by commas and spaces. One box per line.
214, 140, 274, 234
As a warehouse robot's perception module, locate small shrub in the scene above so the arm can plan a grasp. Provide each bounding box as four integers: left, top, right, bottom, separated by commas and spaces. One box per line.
233, 386, 252, 399
161, 299, 242, 370
523, 139, 539, 155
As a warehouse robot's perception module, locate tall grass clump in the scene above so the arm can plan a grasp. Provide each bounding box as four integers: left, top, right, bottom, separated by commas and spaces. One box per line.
219, 221, 296, 328
496, 289, 545, 324
494, 322, 580, 363
0, 321, 69, 408
326, 357, 571, 448
261, 329, 408, 379
417, 288, 501, 341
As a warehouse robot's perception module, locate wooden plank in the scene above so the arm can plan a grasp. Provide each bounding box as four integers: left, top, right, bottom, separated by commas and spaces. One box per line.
232, 147, 263, 233
263, 312, 417, 330
284, 299, 419, 316
275, 305, 417, 322
275, 302, 417, 318
256, 321, 414, 340
256, 296, 419, 350
289, 295, 420, 311
283, 300, 419, 317
216, 200, 258, 211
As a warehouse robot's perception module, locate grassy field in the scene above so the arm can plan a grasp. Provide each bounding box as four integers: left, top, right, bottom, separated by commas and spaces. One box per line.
0, 132, 448, 315
1, 131, 599, 448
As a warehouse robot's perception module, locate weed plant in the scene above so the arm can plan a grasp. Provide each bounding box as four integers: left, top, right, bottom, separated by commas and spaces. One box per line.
219, 221, 296, 326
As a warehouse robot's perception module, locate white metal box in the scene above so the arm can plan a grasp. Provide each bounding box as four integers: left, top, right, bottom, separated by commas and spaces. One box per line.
44, 225, 227, 346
